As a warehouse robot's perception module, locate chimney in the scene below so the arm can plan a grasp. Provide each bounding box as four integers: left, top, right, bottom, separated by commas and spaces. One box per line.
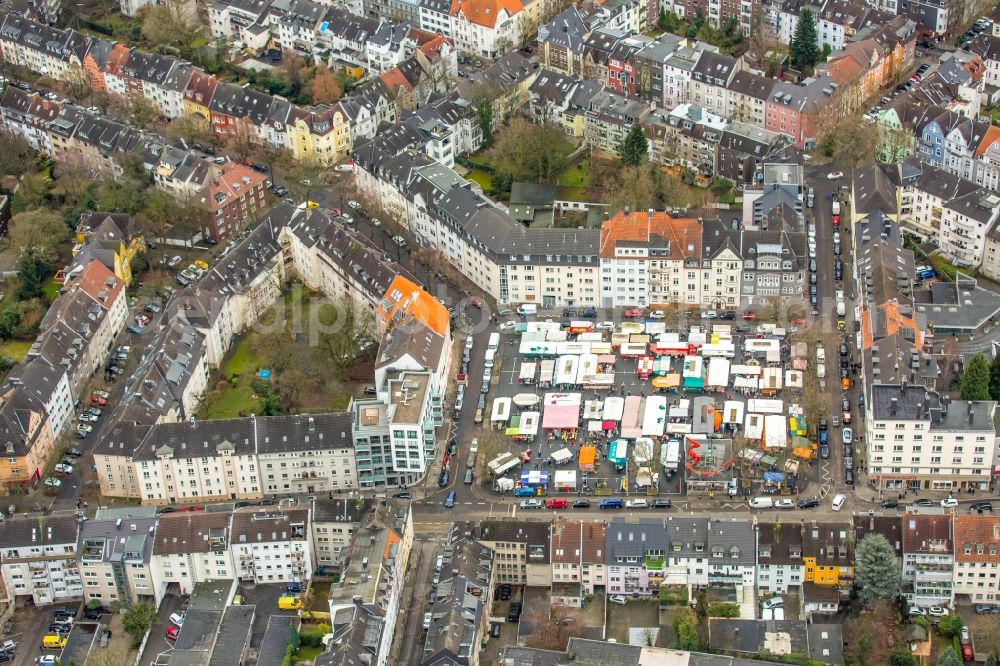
648, 208, 654, 224
890, 398, 898, 416
308, 417, 315, 431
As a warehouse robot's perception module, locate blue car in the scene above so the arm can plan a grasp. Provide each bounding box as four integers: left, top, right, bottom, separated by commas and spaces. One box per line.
127, 324, 143, 335
444, 491, 456, 508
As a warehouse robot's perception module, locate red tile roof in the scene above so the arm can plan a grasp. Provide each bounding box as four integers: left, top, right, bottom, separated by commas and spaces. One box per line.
76, 259, 123, 307
379, 275, 450, 337
599, 210, 702, 260
954, 515, 1000, 563
200, 162, 266, 212
451, 0, 523, 28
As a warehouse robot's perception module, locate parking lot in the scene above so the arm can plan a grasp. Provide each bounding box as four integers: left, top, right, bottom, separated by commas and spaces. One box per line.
606, 597, 660, 644
237, 584, 300, 639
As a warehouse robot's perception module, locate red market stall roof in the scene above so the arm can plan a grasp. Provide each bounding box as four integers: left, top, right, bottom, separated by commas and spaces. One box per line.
543, 404, 579, 429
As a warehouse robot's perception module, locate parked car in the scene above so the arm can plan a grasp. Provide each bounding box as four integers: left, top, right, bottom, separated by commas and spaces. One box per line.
912, 498, 933, 507
880, 499, 899, 509
169, 613, 185, 626
519, 499, 543, 509
625, 498, 648, 509
775, 499, 795, 509
927, 606, 949, 617
975, 604, 1000, 614
609, 595, 628, 606
651, 499, 671, 508
762, 597, 784, 610
797, 497, 819, 509
970, 501, 993, 513
572, 499, 591, 508
166, 626, 179, 641
832, 494, 846, 511
99, 629, 111, 647
842, 427, 853, 444
941, 497, 959, 509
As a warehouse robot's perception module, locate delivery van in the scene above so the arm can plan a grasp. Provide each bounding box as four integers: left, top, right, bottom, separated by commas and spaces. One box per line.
484, 349, 496, 368
517, 304, 537, 317
43, 635, 68, 649
487, 333, 500, 351
836, 302, 846, 317
278, 595, 302, 610
749, 497, 774, 509
598, 498, 623, 509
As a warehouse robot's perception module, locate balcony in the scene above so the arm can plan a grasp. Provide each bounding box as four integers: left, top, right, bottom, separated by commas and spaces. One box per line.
645, 555, 665, 571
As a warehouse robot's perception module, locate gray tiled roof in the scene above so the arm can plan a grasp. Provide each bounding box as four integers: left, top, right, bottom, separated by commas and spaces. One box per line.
0, 514, 79, 549
706, 519, 755, 565
605, 518, 668, 562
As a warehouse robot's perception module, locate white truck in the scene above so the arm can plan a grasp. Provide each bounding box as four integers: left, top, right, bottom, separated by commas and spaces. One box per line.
831, 200, 841, 216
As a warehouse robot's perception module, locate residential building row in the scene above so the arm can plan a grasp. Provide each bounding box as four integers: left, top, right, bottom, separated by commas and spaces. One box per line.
88, 201, 450, 497
0, 12, 457, 166
0, 258, 127, 492
0, 497, 413, 666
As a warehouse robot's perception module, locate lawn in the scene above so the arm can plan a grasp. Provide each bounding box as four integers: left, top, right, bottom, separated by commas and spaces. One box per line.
558, 161, 590, 188
467, 169, 493, 190
198, 288, 363, 419
198, 335, 264, 419
0, 340, 32, 362
43, 279, 60, 302
292, 645, 324, 662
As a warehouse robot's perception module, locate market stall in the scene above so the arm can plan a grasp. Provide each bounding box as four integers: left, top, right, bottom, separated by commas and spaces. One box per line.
759, 367, 783, 394
641, 396, 667, 437
620, 342, 647, 358
491, 397, 511, 428
513, 393, 540, 408
538, 360, 555, 388
723, 400, 744, 425
518, 412, 540, 441
602, 396, 625, 422
661, 438, 680, 474
557, 341, 590, 356
747, 399, 784, 414
520, 340, 558, 358
744, 413, 764, 439
633, 437, 656, 464
555, 356, 580, 387
577, 353, 599, 385
785, 369, 803, 389
652, 374, 681, 392
553, 469, 577, 491
763, 414, 788, 449
622, 395, 643, 439
518, 362, 537, 385
578, 446, 597, 471
551, 447, 574, 465
682, 355, 705, 392
609, 439, 628, 471
520, 470, 550, 487
637, 356, 655, 378
706, 358, 731, 391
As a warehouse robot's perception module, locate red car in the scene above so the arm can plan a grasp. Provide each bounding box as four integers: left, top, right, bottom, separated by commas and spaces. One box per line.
166, 626, 178, 640
742, 311, 757, 321
624, 308, 643, 318
545, 498, 568, 509
181, 506, 204, 512
91, 395, 108, 406
962, 644, 973, 661
832, 215, 840, 227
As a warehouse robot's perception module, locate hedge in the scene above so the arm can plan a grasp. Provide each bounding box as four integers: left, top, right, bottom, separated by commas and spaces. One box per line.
658, 586, 689, 606
299, 631, 326, 648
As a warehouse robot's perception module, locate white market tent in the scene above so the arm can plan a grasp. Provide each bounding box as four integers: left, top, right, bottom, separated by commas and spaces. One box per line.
603, 396, 625, 421
491, 397, 511, 423
641, 396, 667, 437
723, 400, 744, 424
745, 413, 764, 439
747, 399, 784, 414
763, 414, 788, 449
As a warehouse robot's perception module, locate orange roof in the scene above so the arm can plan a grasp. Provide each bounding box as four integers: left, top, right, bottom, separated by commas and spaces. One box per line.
452, 0, 522, 28
975, 125, 1000, 158
954, 515, 1000, 563
599, 210, 702, 260
201, 162, 266, 212
381, 67, 413, 93
418, 35, 449, 58
383, 529, 401, 560
103, 43, 130, 76
578, 446, 596, 465
380, 275, 449, 337
76, 259, 124, 306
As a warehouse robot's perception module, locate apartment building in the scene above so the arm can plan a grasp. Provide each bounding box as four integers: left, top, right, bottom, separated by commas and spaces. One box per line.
421, 536, 494, 666
902, 514, 955, 608
468, 520, 551, 586
0, 515, 81, 605
756, 522, 804, 594
606, 518, 669, 596
802, 522, 854, 588
96, 413, 359, 505
549, 520, 607, 604
311, 498, 372, 570
953, 515, 1000, 604
449, 0, 523, 58
598, 210, 722, 309
739, 229, 808, 307
230, 506, 310, 585
150, 510, 234, 597
196, 162, 269, 242
320, 499, 412, 666
78, 508, 158, 607
865, 383, 996, 491
0, 385, 58, 491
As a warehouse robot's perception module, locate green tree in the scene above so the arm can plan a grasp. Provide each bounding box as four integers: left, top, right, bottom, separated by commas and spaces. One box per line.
986, 654, 996, 666
619, 125, 649, 167
938, 647, 961, 666
16, 249, 50, 301
889, 648, 915, 666
989, 353, 1000, 400
469, 83, 498, 149
961, 353, 991, 401
937, 615, 964, 638
855, 534, 902, 606
790, 8, 819, 71
673, 608, 700, 650
287, 622, 302, 649
122, 602, 157, 647
488, 119, 576, 183
9, 210, 71, 265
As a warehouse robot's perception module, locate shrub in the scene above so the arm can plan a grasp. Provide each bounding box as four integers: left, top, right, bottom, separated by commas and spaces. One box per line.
658, 586, 689, 606
280, 644, 294, 666
707, 602, 740, 618
299, 630, 326, 648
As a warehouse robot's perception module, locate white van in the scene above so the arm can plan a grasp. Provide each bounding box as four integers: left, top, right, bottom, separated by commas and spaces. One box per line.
465, 336, 474, 351
487, 332, 500, 351
517, 304, 537, 316
749, 497, 774, 509
484, 349, 496, 368
728, 478, 739, 497
836, 302, 846, 317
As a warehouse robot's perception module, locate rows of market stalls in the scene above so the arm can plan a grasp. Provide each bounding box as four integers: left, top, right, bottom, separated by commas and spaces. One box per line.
485, 319, 824, 498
